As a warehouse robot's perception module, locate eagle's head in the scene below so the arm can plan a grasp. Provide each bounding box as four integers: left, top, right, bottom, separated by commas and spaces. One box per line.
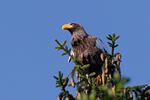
62, 23, 85, 35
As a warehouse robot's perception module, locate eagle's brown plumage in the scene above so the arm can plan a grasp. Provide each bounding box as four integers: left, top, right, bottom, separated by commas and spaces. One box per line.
62, 23, 106, 75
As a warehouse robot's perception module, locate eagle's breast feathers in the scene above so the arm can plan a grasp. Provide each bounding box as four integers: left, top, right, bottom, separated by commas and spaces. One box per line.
71, 35, 103, 66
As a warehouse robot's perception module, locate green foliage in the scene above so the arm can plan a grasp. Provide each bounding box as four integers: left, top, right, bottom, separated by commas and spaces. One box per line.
54, 33, 150, 100
106, 33, 119, 56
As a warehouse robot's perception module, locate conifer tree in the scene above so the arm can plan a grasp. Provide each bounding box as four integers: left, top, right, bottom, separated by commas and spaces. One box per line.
54, 33, 150, 100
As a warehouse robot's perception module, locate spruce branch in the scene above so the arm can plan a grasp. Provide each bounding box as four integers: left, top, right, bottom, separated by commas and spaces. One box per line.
53, 33, 150, 100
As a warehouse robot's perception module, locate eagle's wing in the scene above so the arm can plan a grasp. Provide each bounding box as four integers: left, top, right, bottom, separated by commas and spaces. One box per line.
68, 50, 74, 62
96, 38, 108, 52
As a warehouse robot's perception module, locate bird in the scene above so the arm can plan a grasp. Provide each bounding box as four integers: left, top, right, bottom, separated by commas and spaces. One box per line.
62, 23, 107, 76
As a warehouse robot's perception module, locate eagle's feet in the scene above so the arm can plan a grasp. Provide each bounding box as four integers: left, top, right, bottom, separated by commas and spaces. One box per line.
95, 75, 101, 85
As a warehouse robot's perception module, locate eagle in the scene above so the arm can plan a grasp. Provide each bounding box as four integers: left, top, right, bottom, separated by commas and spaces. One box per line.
62, 23, 107, 76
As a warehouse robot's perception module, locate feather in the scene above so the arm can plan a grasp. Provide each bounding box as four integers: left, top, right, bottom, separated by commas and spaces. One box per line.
68, 50, 74, 62
96, 38, 107, 52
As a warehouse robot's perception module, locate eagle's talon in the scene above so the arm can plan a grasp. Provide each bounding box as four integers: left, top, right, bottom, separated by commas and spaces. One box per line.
95, 75, 101, 85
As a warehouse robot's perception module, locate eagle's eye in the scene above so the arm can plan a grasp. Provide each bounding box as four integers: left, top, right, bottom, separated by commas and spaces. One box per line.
70, 23, 80, 29
70, 23, 76, 27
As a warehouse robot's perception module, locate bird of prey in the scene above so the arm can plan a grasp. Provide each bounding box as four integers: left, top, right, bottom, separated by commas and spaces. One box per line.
62, 23, 107, 75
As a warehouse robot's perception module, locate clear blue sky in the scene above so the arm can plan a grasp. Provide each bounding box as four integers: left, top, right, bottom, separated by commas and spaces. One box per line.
0, 0, 150, 100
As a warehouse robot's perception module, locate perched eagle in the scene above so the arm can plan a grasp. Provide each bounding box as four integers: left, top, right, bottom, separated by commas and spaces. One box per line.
62, 23, 107, 75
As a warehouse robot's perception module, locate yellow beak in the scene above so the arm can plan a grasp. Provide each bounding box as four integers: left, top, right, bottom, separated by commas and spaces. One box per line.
62, 24, 73, 30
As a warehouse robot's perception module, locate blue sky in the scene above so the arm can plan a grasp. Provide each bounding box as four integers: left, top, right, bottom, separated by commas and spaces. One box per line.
0, 0, 150, 100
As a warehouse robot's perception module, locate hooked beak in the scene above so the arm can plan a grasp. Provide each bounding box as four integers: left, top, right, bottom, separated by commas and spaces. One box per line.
62, 24, 73, 30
